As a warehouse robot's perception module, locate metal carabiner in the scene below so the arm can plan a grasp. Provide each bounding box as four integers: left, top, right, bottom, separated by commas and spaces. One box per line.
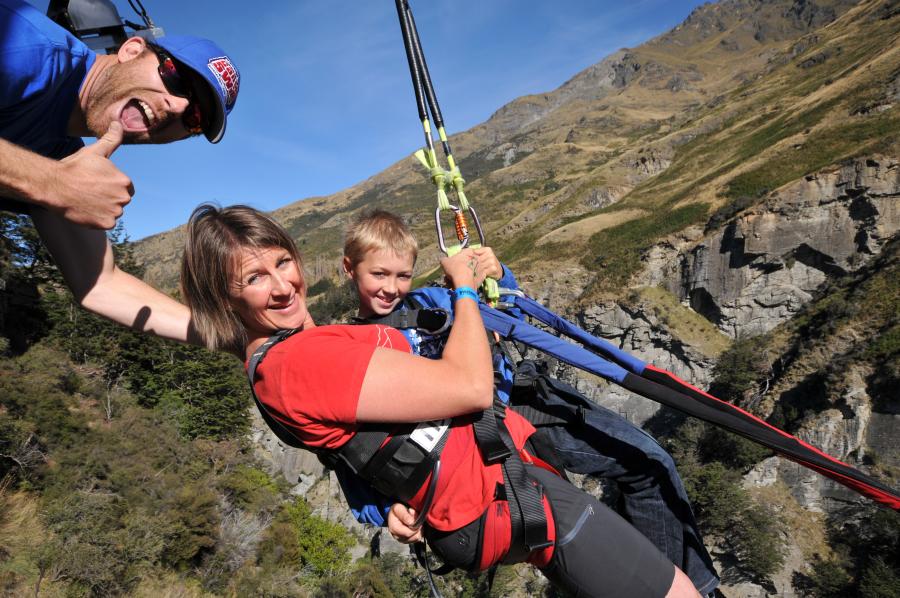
465, 205, 487, 247
435, 204, 469, 255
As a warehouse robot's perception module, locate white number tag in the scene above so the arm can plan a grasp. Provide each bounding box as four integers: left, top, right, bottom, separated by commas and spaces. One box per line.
409, 419, 450, 452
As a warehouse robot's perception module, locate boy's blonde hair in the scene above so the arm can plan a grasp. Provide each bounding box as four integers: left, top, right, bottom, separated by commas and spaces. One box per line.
344, 209, 418, 266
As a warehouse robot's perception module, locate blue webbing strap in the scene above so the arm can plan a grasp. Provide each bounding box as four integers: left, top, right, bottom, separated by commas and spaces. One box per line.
510, 295, 647, 375
478, 304, 631, 385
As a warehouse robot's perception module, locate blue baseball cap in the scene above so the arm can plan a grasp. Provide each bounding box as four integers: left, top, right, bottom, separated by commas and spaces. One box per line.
153, 35, 240, 143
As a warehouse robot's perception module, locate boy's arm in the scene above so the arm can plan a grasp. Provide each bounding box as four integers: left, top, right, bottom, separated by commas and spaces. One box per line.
497, 262, 518, 290
334, 464, 392, 526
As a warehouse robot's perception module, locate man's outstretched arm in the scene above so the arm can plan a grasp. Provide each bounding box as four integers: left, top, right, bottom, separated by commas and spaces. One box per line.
32, 208, 200, 345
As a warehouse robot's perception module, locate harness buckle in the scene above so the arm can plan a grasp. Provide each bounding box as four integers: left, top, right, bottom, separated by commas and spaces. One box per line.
482, 444, 513, 464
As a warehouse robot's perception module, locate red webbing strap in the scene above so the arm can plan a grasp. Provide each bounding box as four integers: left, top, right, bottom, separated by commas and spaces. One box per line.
638, 366, 900, 510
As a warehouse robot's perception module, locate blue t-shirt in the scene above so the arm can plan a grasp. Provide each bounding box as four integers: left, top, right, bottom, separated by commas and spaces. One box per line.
0, 0, 95, 210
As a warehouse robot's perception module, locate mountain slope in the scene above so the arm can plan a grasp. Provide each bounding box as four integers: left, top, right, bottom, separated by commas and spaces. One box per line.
138, 0, 891, 296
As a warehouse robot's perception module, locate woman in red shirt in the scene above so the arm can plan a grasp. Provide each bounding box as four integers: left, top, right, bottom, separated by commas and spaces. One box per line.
180, 204, 701, 598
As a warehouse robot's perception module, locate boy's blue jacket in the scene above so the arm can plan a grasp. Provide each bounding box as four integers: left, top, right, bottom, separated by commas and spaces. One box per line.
340, 265, 521, 526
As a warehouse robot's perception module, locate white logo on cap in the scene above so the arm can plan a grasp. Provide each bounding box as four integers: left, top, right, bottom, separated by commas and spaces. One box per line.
207, 57, 240, 108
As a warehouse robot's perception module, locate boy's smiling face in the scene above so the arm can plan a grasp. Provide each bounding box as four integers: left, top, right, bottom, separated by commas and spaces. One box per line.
344, 248, 415, 318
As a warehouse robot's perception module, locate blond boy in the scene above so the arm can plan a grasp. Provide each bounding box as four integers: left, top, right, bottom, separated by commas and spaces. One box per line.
342, 210, 419, 318
343, 209, 502, 318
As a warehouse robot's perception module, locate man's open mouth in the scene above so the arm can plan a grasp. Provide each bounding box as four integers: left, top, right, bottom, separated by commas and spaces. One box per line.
120, 99, 157, 130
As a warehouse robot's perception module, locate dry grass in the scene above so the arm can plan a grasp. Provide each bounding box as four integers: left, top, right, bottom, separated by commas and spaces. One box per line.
748, 482, 831, 562
0, 490, 50, 596
536, 209, 648, 246
130, 573, 210, 598
634, 286, 732, 357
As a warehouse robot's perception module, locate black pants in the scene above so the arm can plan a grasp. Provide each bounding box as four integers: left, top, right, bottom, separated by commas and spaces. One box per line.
531, 466, 676, 598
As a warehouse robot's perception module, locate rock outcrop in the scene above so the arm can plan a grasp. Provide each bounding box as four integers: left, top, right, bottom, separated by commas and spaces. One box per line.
250, 409, 324, 487
568, 300, 719, 425
670, 157, 899, 338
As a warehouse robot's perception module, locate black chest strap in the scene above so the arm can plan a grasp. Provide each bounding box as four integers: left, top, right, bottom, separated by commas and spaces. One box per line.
354, 305, 452, 335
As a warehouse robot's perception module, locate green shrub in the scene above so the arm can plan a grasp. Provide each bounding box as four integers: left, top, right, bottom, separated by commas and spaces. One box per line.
858, 558, 900, 598
308, 277, 336, 297
730, 501, 786, 579
699, 427, 772, 472
683, 461, 747, 532
708, 336, 770, 404
259, 497, 353, 576
795, 556, 854, 598
309, 281, 357, 324
220, 465, 282, 512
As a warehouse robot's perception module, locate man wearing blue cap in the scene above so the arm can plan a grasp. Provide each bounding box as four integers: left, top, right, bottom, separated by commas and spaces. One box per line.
0, 0, 239, 342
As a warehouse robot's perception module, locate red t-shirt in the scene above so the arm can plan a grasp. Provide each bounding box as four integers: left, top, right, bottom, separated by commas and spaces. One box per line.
251, 324, 554, 567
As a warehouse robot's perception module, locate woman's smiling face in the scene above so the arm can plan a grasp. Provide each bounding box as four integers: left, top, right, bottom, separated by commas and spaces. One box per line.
228, 246, 308, 336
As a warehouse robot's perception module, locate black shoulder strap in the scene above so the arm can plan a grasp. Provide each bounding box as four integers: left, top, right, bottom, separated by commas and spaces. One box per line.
246, 329, 307, 449
355, 304, 452, 335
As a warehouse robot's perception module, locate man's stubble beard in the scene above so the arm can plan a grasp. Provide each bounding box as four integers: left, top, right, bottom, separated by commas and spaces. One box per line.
83, 61, 147, 144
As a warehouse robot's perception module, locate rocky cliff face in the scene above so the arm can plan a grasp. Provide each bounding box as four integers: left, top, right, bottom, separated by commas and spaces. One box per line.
659, 157, 899, 339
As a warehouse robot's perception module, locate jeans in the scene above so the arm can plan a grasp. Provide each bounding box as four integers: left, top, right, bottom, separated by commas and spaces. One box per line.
530, 395, 720, 596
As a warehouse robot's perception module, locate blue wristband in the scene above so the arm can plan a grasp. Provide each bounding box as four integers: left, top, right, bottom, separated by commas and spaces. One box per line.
454, 286, 479, 303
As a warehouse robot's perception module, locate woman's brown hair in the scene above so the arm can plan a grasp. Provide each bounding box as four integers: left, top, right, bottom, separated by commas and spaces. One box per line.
180, 204, 302, 355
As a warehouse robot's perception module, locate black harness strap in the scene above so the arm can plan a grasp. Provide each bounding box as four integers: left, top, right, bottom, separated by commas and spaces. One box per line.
247, 328, 307, 449
510, 403, 577, 427
357, 300, 553, 564
355, 306, 452, 335
472, 398, 552, 563
472, 401, 514, 463
493, 402, 553, 563
246, 329, 448, 504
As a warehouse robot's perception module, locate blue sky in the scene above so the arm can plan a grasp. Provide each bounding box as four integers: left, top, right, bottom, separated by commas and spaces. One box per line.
32, 0, 708, 240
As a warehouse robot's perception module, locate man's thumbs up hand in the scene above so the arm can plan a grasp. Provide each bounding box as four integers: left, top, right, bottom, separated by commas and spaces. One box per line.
53, 122, 134, 229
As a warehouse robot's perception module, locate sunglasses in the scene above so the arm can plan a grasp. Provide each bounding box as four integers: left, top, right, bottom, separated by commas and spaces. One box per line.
154, 48, 205, 135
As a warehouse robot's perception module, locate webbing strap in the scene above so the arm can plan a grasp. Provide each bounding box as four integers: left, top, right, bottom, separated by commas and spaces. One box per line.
509, 403, 576, 428
472, 400, 513, 464
357, 307, 452, 335
471, 400, 551, 562
412, 430, 449, 528
495, 416, 552, 562
479, 304, 631, 384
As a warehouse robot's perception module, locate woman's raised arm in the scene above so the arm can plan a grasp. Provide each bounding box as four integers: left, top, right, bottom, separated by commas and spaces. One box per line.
355, 248, 495, 423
